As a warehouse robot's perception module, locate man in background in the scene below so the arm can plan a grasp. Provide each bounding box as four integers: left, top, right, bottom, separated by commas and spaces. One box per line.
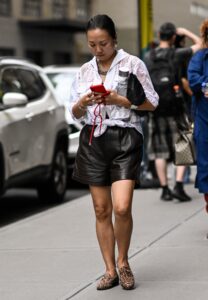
144, 22, 201, 201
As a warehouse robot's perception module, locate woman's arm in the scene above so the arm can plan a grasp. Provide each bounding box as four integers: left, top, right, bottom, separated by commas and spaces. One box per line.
72, 92, 105, 118
103, 91, 156, 111
134, 60, 159, 109
136, 99, 156, 111
72, 98, 87, 119
72, 93, 91, 119
69, 70, 101, 119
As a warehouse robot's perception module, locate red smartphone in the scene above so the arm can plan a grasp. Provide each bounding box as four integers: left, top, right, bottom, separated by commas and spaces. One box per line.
90, 84, 110, 96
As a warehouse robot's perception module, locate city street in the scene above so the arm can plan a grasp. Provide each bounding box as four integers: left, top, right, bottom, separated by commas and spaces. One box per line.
0, 1, 207, 300
0, 187, 89, 227
0, 174, 208, 300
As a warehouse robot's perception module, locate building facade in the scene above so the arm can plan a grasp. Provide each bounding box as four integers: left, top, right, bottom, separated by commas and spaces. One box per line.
0, 0, 92, 65
0, 0, 207, 66
0, 0, 140, 66
153, 0, 208, 37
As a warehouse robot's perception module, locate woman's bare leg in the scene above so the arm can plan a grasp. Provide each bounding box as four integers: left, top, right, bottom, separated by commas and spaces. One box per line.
112, 180, 135, 268
90, 185, 117, 276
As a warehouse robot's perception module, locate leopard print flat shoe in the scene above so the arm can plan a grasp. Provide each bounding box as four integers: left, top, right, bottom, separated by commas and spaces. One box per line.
118, 265, 135, 290
97, 273, 119, 290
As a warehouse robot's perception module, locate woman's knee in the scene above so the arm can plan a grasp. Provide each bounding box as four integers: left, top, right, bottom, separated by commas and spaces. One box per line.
94, 204, 112, 222
114, 205, 132, 219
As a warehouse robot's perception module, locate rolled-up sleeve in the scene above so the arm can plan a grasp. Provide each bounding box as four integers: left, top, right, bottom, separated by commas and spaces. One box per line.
135, 60, 159, 107
68, 73, 85, 121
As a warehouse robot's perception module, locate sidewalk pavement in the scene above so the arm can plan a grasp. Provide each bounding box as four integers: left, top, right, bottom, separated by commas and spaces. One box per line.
0, 181, 208, 300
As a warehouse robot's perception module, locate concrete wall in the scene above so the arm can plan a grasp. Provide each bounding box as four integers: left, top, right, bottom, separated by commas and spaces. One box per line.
0, 18, 23, 56
153, 0, 207, 37
20, 28, 74, 65
0, 0, 84, 65
1, 0, 207, 65
0, 17, 74, 64
90, 0, 139, 55
91, 0, 138, 29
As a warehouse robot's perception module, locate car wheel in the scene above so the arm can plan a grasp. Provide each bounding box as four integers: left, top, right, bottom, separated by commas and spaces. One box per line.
38, 147, 68, 203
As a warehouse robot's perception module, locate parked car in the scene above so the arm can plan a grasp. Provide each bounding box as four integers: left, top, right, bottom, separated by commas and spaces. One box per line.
0, 57, 69, 202
44, 65, 82, 170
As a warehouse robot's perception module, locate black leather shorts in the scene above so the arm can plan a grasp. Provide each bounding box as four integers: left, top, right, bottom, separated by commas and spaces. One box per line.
72, 125, 143, 186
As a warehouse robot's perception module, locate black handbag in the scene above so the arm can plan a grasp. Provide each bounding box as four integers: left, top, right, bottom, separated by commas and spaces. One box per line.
127, 73, 146, 116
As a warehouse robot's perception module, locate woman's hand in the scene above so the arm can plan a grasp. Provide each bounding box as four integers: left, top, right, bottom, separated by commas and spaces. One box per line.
103, 90, 119, 105
72, 92, 105, 118
80, 90, 130, 107
78, 92, 103, 107
204, 91, 208, 98
73, 90, 131, 120
103, 90, 131, 108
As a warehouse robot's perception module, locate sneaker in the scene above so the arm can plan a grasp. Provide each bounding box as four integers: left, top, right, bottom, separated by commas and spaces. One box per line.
97, 273, 119, 290
118, 265, 135, 290
172, 186, 192, 202
160, 187, 173, 201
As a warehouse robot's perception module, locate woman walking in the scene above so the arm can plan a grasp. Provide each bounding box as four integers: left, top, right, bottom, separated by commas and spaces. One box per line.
69, 14, 158, 290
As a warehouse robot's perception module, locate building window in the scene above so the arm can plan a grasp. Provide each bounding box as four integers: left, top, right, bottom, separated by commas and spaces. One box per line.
52, 0, 67, 19
22, 0, 42, 17
0, 48, 15, 56
25, 50, 43, 66
76, 0, 89, 20
54, 52, 71, 65
0, 0, 11, 17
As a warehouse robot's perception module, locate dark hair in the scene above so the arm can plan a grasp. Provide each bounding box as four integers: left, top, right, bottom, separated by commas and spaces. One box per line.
86, 14, 117, 40
174, 34, 185, 48
159, 22, 176, 41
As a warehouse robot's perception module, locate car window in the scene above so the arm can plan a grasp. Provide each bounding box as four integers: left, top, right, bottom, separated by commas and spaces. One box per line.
47, 72, 75, 88
0, 67, 46, 102
46, 72, 76, 105
0, 68, 21, 103
17, 68, 46, 101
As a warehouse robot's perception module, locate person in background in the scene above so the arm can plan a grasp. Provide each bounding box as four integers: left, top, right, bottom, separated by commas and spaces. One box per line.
174, 34, 193, 184
69, 15, 158, 290
174, 34, 193, 118
188, 19, 208, 214
137, 41, 160, 189
144, 22, 201, 202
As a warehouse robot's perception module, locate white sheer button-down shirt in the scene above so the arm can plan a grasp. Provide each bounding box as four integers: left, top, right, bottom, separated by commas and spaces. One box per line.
69, 49, 159, 137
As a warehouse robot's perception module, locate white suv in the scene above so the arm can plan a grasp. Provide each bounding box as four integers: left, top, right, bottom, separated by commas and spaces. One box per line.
0, 58, 69, 202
